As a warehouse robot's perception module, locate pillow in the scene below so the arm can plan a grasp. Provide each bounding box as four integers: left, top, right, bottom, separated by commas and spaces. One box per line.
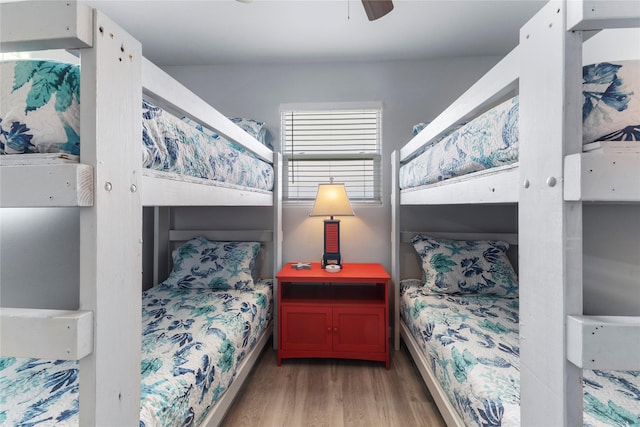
163, 237, 261, 291
411, 234, 518, 297
412, 122, 430, 136
1, 59, 80, 155
229, 117, 272, 149
582, 60, 640, 144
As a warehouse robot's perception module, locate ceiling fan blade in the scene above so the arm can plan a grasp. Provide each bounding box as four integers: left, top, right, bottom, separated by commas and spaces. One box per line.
361, 0, 394, 21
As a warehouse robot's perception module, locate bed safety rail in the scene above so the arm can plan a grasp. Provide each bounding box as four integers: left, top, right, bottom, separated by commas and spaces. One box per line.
399, 46, 519, 163
142, 60, 272, 164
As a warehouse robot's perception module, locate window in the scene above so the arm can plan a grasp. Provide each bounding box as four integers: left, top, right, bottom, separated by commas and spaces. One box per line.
281, 104, 382, 202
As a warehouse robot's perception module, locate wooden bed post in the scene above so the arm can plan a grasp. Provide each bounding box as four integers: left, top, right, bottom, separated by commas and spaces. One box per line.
518, 1, 584, 425
391, 150, 401, 351
273, 152, 283, 349
78, 9, 143, 425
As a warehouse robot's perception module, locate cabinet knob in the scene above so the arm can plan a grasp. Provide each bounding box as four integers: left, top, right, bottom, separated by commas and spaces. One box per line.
333, 327, 338, 333
327, 327, 332, 333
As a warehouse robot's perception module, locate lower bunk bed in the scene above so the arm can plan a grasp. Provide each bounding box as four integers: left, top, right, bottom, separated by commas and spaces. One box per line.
0, 236, 274, 427
399, 234, 640, 427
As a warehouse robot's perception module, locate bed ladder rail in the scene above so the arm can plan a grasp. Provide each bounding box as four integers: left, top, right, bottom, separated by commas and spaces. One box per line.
0, 1, 93, 52
567, 0, 640, 31
567, 315, 640, 370
0, 308, 93, 360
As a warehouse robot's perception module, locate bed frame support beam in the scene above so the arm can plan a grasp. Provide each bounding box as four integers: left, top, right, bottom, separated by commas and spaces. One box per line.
78, 9, 143, 426
519, 2, 584, 425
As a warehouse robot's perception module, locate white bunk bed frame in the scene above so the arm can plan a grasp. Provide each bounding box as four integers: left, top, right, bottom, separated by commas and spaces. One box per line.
391, 1, 640, 426
0, 2, 283, 425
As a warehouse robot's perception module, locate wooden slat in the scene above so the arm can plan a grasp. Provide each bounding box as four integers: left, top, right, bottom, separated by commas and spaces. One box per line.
169, 229, 273, 243
399, 231, 518, 245
567, 0, 640, 31
400, 47, 519, 162
400, 164, 519, 205
0, 1, 92, 52
142, 171, 273, 206
0, 308, 93, 360
564, 153, 640, 202
567, 315, 640, 370
0, 164, 93, 207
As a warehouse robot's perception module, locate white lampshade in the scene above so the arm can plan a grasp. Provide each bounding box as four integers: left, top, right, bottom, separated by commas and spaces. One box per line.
309, 183, 354, 218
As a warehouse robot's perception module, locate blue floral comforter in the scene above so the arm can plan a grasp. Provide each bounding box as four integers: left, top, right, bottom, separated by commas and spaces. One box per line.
0, 59, 273, 192
0, 280, 273, 426
400, 60, 640, 189
400, 280, 640, 426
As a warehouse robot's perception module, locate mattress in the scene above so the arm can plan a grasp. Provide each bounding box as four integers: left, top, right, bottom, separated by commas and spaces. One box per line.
400, 280, 640, 427
0, 279, 273, 426
0, 59, 274, 192
399, 60, 640, 190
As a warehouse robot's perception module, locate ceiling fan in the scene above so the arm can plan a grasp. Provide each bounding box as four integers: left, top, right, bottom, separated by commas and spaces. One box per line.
236, 0, 394, 21
361, 0, 394, 21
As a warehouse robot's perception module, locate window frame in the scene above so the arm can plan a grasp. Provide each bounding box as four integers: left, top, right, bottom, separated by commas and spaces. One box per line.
280, 101, 383, 205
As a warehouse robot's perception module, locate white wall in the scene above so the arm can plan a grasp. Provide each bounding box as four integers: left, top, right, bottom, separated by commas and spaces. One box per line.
163, 57, 501, 273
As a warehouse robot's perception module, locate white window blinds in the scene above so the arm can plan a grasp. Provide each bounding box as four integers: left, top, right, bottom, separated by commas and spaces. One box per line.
281, 107, 382, 201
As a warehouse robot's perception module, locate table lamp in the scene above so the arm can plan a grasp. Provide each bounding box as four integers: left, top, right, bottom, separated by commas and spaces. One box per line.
309, 181, 354, 268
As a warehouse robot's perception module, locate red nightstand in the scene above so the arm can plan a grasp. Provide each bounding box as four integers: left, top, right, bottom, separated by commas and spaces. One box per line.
276, 262, 390, 369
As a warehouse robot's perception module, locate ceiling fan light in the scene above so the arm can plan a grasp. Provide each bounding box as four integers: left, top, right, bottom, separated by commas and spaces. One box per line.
361, 0, 394, 21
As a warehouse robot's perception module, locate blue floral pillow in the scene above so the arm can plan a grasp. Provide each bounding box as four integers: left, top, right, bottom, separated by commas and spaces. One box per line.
1, 59, 80, 155
163, 237, 261, 290
411, 234, 518, 297
229, 117, 272, 149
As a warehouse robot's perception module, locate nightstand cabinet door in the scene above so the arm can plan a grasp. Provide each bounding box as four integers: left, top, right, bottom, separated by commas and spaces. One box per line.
332, 306, 386, 354
281, 304, 332, 352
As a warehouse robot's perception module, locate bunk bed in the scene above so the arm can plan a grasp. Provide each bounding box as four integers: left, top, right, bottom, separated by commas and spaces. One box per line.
0, 2, 282, 425
391, 1, 640, 426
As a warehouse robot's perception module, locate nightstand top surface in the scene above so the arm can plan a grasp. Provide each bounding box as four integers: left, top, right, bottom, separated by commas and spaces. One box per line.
277, 262, 390, 282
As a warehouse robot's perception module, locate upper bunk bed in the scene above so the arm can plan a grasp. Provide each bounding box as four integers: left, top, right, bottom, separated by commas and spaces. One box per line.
391, 1, 640, 426
0, 2, 283, 425
0, 2, 279, 209
391, 3, 640, 206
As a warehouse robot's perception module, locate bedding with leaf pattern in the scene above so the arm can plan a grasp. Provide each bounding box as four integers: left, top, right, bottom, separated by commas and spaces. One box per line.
400, 280, 640, 426
0, 59, 273, 192
0, 280, 273, 426
400, 60, 640, 189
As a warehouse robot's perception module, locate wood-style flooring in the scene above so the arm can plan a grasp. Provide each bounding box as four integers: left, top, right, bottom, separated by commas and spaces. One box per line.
221, 340, 446, 427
